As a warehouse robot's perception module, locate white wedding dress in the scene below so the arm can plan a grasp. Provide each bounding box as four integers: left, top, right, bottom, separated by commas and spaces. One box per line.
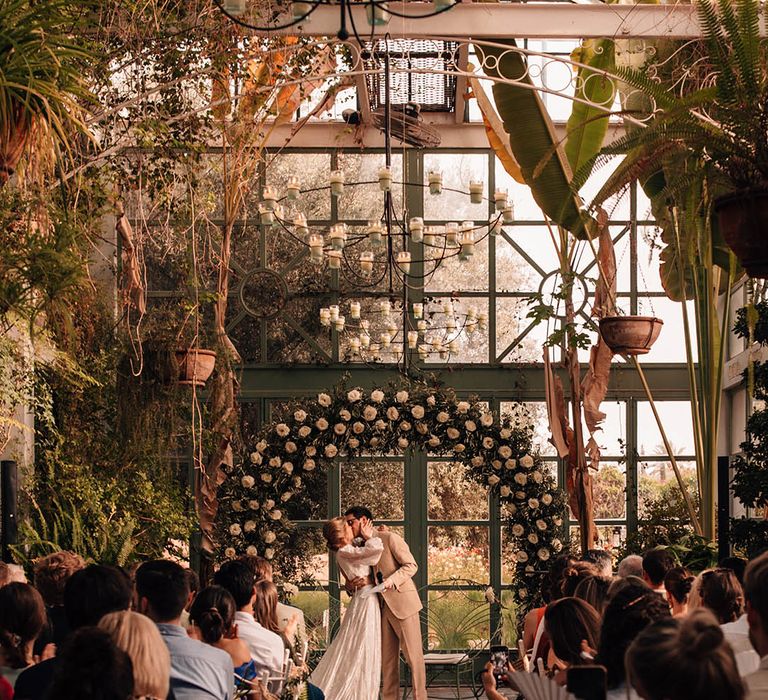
310, 536, 383, 700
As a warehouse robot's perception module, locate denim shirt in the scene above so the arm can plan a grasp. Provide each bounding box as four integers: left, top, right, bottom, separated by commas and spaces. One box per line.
157, 623, 234, 700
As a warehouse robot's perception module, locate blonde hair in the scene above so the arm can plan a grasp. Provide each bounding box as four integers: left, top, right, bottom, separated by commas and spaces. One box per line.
323, 517, 346, 551
99, 610, 170, 700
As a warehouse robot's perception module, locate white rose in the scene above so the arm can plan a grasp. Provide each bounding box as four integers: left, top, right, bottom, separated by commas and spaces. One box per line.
411, 405, 425, 419
457, 401, 470, 414
371, 389, 385, 403
514, 473, 527, 485
528, 498, 540, 509
488, 474, 500, 485
261, 473, 273, 483
269, 456, 281, 468
396, 390, 409, 403
264, 531, 276, 543
241, 475, 255, 488
481, 413, 494, 427
505, 459, 516, 470
454, 443, 465, 453
387, 407, 400, 421
527, 533, 539, 544
532, 471, 543, 483
363, 406, 377, 421
520, 454, 535, 469
334, 423, 346, 435
552, 539, 563, 552
471, 456, 484, 467
316, 418, 329, 431
353, 422, 365, 434
416, 423, 429, 434
318, 393, 332, 406
256, 440, 267, 453
399, 421, 411, 432
264, 499, 275, 510
348, 437, 360, 449
516, 551, 529, 562
437, 412, 449, 423
369, 437, 380, 447
281, 492, 292, 502
537, 548, 550, 561
282, 462, 294, 474
246, 545, 258, 556
248, 499, 260, 510
304, 459, 316, 471
325, 444, 338, 458
492, 460, 502, 470
249, 452, 262, 464
232, 501, 244, 512
265, 548, 275, 560
374, 419, 387, 431
511, 524, 525, 536
446, 427, 460, 440
306, 446, 317, 456
500, 428, 511, 439
536, 519, 548, 531
298, 426, 312, 438
339, 409, 351, 421
482, 437, 494, 449
285, 441, 297, 453
507, 503, 518, 514
275, 423, 290, 437
294, 409, 307, 423
244, 520, 257, 533
498, 446, 512, 459
465, 420, 477, 432
398, 437, 409, 449
427, 395, 436, 406
428, 436, 440, 447
229, 524, 242, 536
515, 491, 526, 500
270, 509, 282, 520
500, 486, 511, 498
224, 547, 236, 559
292, 476, 302, 488
347, 389, 362, 402
542, 493, 553, 505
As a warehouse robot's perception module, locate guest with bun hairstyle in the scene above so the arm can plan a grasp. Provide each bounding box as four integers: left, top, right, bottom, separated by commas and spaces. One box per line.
0, 583, 47, 688
574, 575, 612, 615
560, 561, 599, 598
698, 568, 745, 624
664, 566, 694, 617
625, 608, 745, 700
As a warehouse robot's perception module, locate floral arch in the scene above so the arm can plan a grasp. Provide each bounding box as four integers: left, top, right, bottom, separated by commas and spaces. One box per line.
216, 379, 567, 606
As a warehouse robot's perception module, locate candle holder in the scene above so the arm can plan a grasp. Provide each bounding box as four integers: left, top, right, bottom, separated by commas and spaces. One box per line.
494, 189, 508, 211
446, 222, 459, 246
360, 251, 374, 275
503, 203, 515, 223
366, 2, 389, 25
330, 170, 344, 197
292, 1, 312, 21
378, 166, 392, 192
262, 186, 277, 210
397, 251, 411, 275
469, 181, 484, 204
409, 217, 424, 243
328, 249, 342, 269
428, 171, 443, 195
286, 176, 301, 200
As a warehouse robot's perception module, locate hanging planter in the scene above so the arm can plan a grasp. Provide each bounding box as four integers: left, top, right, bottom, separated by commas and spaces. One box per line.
714, 189, 768, 278
175, 348, 217, 386
599, 316, 663, 355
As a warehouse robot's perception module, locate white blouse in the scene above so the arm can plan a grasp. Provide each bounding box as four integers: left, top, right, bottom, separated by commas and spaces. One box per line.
336, 536, 384, 580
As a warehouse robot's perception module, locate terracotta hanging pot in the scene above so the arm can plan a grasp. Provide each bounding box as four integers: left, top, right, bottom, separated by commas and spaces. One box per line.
175, 348, 217, 386
599, 316, 664, 356
714, 189, 768, 278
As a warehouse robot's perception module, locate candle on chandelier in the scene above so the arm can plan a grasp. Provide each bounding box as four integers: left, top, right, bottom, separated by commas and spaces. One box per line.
409, 217, 424, 243
329, 224, 347, 250
467, 306, 478, 320
262, 186, 277, 210
397, 251, 412, 275
418, 344, 429, 360
494, 189, 508, 211
334, 315, 345, 332
412, 303, 423, 319
328, 249, 342, 269
428, 171, 443, 195
386, 318, 398, 335
286, 176, 301, 200
369, 343, 380, 359
378, 166, 392, 192
491, 215, 503, 236
430, 337, 442, 352
294, 213, 309, 238
349, 336, 361, 353
367, 220, 383, 246
407, 331, 418, 349
330, 170, 344, 196
319, 308, 331, 326
329, 305, 340, 322
258, 203, 274, 225
350, 300, 361, 319
360, 251, 374, 275
423, 226, 436, 248
446, 316, 457, 331
469, 180, 484, 204
503, 202, 515, 223
360, 332, 370, 348
449, 338, 459, 353
417, 319, 427, 332
380, 299, 391, 317
292, 1, 312, 21
381, 332, 392, 348
478, 312, 488, 330
309, 234, 324, 264
442, 300, 453, 315
446, 222, 459, 246
459, 226, 475, 258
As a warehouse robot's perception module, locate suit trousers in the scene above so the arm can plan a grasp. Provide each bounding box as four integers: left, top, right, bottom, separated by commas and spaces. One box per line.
381, 603, 426, 700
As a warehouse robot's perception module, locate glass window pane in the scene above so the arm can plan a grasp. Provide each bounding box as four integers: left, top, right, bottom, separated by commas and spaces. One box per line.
496, 297, 551, 363
495, 234, 541, 294
636, 297, 697, 363
428, 461, 488, 520
500, 590, 519, 647
730, 388, 747, 455
500, 402, 559, 458
426, 232, 489, 293
337, 153, 403, 220
424, 297, 489, 363
637, 401, 695, 456
428, 526, 489, 585
579, 401, 627, 457
637, 226, 665, 293
570, 524, 627, 552
638, 459, 697, 517
266, 152, 331, 220
424, 153, 489, 220
291, 528, 330, 585
340, 460, 404, 520
292, 591, 330, 650
427, 590, 490, 650
592, 462, 626, 520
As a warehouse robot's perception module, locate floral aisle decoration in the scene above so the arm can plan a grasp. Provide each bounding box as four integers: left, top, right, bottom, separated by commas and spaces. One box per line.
216, 380, 567, 608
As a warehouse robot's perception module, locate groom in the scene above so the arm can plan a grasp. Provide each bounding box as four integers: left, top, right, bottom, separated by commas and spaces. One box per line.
344, 506, 427, 700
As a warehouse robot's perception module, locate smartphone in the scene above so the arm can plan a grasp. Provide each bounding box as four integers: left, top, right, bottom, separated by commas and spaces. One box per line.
566, 665, 607, 700
489, 645, 509, 678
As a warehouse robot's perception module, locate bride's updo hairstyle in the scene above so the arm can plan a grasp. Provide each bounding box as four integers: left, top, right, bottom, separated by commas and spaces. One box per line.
625, 608, 745, 700
323, 517, 347, 551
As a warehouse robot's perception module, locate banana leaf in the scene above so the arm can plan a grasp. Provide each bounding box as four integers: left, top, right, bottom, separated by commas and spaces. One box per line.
476, 40, 589, 238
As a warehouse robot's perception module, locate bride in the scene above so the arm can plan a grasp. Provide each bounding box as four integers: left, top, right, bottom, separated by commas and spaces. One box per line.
309, 516, 383, 700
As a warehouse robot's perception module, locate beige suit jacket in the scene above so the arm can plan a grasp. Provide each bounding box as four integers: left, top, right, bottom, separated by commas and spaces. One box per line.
372, 530, 423, 620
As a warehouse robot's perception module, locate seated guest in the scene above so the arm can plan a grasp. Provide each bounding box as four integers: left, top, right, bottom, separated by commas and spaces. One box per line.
544, 598, 601, 674
596, 580, 670, 700
32, 550, 86, 654
664, 566, 694, 617
698, 568, 745, 624
253, 580, 297, 660
641, 548, 676, 594
0, 583, 47, 687
180, 568, 199, 630
47, 627, 134, 700
583, 549, 613, 578
625, 608, 745, 700
721, 556, 749, 586
744, 550, 768, 698
98, 611, 171, 700
574, 575, 612, 615
214, 560, 284, 677
14, 564, 132, 700
617, 554, 644, 579
189, 586, 257, 690
560, 561, 599, 598
522, 554, 575, 656
136, 560, 233, 700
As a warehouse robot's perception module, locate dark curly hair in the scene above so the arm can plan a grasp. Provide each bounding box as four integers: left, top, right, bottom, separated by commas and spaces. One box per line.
596, 581, 672, 689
